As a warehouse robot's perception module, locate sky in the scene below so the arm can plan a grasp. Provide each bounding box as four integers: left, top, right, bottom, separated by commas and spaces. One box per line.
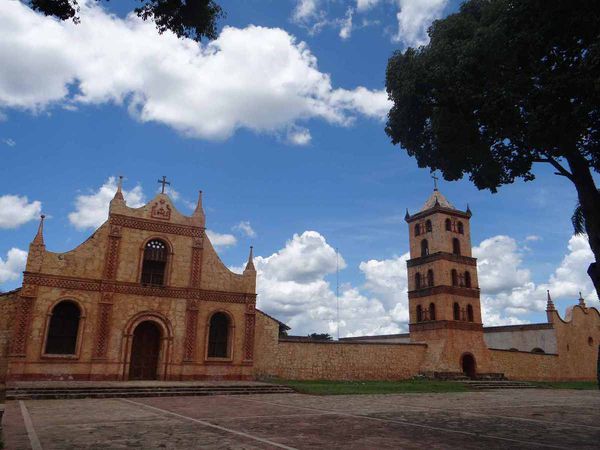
0, 0, 598, 337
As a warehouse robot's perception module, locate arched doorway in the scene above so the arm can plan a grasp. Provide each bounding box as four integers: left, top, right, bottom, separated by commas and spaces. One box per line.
129, 321, 161, 380
461, 353, 476, 379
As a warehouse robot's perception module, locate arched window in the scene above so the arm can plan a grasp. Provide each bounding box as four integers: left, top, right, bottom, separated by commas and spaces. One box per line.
45, 301, 81, 355
467, 304, 474, 322
457, 222, 464, 234
415, 273, 422, 289
429, 303, 436, 321
421, 239, 429, 257
425, 220, 432, 232
445, 218, 451, 231
207, 312, 231, 358
141, 239, 168, 286
414, 224, 420, 236
451, 269, 458, 286
427, 269, 434, 287
464, 271, 471, 288
453, 302, 460, 320
531, 347, 545, 354
452, 238, 461, 255
416, 305, 423, 322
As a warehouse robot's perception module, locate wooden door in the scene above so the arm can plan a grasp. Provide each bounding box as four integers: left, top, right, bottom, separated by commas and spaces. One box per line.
129, 321, 161, 380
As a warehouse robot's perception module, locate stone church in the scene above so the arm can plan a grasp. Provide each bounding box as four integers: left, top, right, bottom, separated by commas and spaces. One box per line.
0, 178, 599, 382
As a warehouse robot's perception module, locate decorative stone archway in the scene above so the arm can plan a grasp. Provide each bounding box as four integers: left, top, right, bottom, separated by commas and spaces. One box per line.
121, 311, 174, 381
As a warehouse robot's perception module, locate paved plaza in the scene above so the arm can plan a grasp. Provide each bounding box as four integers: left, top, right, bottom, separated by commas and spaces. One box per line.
2, 388, 599, 449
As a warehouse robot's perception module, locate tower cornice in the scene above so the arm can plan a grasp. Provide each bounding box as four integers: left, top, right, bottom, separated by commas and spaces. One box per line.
408, 285, 480, 299
406, 252, 477, 267
405, 206, 471, 223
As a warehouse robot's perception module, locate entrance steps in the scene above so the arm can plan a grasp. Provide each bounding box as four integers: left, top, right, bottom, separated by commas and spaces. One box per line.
6, 383, 295, 401
458, 380, 537, 390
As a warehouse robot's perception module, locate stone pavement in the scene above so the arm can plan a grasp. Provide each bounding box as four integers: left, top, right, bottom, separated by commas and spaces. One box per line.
2, 389, 599, 449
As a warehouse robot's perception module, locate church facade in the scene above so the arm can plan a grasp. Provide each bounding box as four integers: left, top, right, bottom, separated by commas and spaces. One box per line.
0, 180, 599, 382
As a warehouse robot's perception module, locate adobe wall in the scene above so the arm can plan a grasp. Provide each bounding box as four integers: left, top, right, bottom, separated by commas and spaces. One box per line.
253, 313, 428, 380
0, 290, 19, 383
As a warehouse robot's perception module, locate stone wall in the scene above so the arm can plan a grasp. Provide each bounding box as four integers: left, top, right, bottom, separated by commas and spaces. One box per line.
484, 324, 557, 353
0, 290, 19, 383
253, 313, 428, 381
489, 349, 561, 380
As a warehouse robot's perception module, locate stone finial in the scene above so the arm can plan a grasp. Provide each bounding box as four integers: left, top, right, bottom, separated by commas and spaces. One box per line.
115, 176, 125, 200
404, 208, 410, 222
32, 214, 46, 246
546, 290, 555, 311
466, 204, 472, 217
244, 246, 256, 273
578, 291, 586, 308
193, 190, 206, 227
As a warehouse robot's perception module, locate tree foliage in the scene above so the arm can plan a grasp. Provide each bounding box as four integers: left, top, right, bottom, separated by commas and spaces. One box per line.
386, 0, 600, 295
308, 333, 333, 341
27, 0, 224, 41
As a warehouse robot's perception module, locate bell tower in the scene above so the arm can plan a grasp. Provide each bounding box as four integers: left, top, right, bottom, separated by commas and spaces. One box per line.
405, 185, 490, 374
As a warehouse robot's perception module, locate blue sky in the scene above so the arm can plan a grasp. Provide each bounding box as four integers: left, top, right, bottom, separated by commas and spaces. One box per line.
0, 0, 597, 335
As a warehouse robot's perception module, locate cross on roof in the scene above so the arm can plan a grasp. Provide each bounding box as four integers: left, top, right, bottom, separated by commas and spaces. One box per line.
158, 176, 170, 194
431, 173, 439, 191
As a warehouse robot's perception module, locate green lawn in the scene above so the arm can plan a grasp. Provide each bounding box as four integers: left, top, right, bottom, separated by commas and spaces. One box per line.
273, 379, 468, 395
532, 381, 598, 390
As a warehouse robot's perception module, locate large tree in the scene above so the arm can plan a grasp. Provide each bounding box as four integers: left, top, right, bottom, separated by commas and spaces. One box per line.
385, 0, 600, 297
26, 0, 224, 41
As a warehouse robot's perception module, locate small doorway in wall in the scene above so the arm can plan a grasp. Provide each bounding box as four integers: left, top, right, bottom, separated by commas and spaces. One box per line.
461, 353, 476, 379
129, 321, 161, 380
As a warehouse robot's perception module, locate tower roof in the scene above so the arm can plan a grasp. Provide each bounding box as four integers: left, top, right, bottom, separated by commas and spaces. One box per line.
420, 189, 455, 212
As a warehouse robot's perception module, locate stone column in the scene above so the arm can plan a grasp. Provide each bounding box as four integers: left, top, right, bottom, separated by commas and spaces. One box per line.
9, 284, 37, 356
243, 300, 256, 363
183, 299, 199, 361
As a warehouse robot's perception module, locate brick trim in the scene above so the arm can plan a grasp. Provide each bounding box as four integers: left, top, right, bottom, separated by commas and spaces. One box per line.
407, 252, 477, 267
406, 206, 471, 222
110, 214, 203, 238
22, 272, 256, 304
409, 320, 483, 332
408, 285, 480, 299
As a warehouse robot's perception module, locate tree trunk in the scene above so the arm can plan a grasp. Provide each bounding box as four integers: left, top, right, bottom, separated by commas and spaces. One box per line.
565, 152, 600, 299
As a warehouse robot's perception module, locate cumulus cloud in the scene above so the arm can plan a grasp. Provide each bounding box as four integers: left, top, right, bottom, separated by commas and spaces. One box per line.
0, 195, 42, 229
292, 0, 322, 23
0, 2, 389, 143
0, 248, 28, 285
245, 231, 406, 337
206, 230, 237, 248
474, 234, 597, 325
68, 177, 145, 230
356, 0, 382, 12
286, 126, 312, 146
339, 8, 354, 40
393, 0, 448, 47
232, 221, 256, 238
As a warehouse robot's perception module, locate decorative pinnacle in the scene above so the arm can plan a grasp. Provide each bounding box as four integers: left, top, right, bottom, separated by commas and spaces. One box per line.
113, 175, 124, 201
404, 208, 410, 221
546, 290, 555, 311
578, 291, 586, 307
33, 214, 46, 245
244, 246, 256, 272
194, 190, 203, 213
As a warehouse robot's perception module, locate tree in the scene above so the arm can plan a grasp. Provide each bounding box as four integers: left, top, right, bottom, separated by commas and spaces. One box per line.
308, 333, 333, 341
26, 0, 224, 41
385, 0, 600, 297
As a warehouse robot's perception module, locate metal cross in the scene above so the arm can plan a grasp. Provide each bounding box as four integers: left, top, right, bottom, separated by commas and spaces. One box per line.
157, 176, 170, 194
431, 172, 439, 190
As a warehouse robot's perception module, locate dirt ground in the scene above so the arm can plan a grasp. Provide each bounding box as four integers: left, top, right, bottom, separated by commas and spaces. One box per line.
2, 388, 599, 449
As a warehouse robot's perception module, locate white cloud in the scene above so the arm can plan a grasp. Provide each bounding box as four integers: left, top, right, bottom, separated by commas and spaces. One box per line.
157, 185, 180, 201
474, 234, 597, 325
0, 1, 388, 143
0, 195, 42, 229
525, 235, 542, 242
246, 231, 405, 337
0, 248, 27, 285
356, 0, 382, 12
286, 126, 312, 146
339, 8, 354, 40
68, 177, 144, 230
393, 0, 448, 47
2, 138, 16, 147
292, 0, 322, 23
206, 230, 237, 248
232, 221, 256, 238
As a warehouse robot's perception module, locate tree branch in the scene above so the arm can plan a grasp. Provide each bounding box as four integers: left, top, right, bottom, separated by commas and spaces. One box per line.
534, 157, 574, 181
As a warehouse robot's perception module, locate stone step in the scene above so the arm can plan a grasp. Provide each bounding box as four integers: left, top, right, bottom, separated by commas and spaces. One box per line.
6, 385, 295, 400
459, 380, 537, 390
